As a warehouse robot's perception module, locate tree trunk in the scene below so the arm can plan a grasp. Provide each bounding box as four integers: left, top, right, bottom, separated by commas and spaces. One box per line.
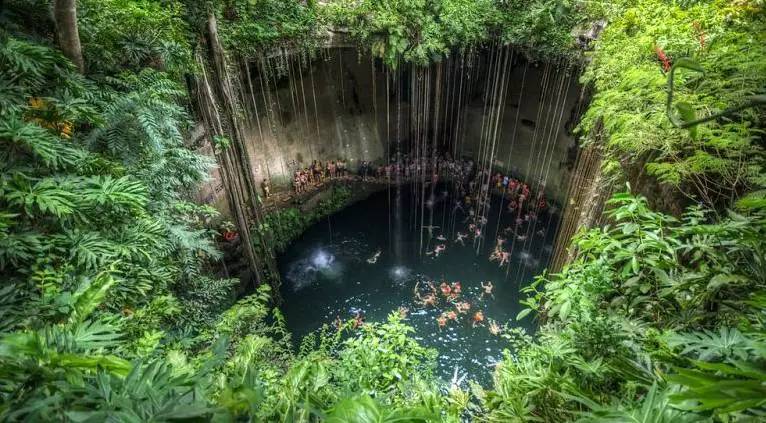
53, 0, 84, 73
201, 12, 282, 300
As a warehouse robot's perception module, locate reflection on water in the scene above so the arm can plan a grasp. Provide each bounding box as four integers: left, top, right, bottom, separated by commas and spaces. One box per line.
277, 184, 559, 385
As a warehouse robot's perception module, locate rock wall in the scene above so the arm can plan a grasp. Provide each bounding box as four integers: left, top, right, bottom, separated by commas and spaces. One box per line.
194, 48, 584, 213
460, 60, 584, 204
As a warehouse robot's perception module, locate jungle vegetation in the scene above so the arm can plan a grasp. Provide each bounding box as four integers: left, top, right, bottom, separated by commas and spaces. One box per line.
0, 0, 765, 421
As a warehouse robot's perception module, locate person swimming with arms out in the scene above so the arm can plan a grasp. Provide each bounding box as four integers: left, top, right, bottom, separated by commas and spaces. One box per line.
472, 310, 485, 327
439, 282, 452, 299
488, 319, 501, 336
498, 251, 510, 267
352, 310, 365, 329
436, 313, 448, 329
367, 249, 382, 264
450, 281, 462, 299
398, 306, 409, 319
455, 231, 468, 245
455, 301, 471, 314
433, 243, 447, 257
436, 234, 447, 242
481, 280, 494, 299
414, 282, 437, 307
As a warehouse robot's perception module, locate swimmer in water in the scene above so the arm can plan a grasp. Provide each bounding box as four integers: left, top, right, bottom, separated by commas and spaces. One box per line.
498, 251, 510, 267
436, 313, 448, 329
455, 232, 468, 245
453, 200, 464, 213
414, 282, 437, 307
334, 315, 343, 331
489, 247, 500, 263
536, 229, 546, 237
481, 281, 494, 299
452, 281, 462, 296
367, 249, 382, 264
455, 301, 471, 314
398, 306, 409, 319
353, 311, 365, 329
488, 319, 501, 335
436, 234, 447, 242
433, 244, 447, 257
446, 310, 458, 321
472, 310, 485, 327
440, 282, 452, 298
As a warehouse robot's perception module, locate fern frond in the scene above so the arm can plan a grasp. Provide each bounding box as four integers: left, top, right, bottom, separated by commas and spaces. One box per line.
0, 117, 85, 170
60, 230, 118, 271
81, 176, 148, 214
5, 175, 80, 218
69, 271, 117, 323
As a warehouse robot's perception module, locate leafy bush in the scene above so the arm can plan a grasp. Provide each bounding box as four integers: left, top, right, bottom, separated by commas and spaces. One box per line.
253, 184, 352, 253
491, 190, 766, 421
579, 0, 766, 208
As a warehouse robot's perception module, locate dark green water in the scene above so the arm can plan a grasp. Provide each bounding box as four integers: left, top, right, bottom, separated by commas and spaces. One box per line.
278, 183, 559, 385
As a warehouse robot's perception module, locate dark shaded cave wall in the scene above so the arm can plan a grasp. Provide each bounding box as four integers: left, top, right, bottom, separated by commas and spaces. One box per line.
460, 59, 583, 204
195, 48, 584, 212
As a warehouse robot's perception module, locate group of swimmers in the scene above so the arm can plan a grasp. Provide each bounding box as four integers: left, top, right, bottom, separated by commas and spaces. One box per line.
439, 163, 553, 268
413, 279, 501, 334
293, 159, 350, 193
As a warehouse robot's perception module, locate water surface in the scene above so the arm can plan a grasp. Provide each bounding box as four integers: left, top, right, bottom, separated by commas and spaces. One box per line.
278, 183, 558, 384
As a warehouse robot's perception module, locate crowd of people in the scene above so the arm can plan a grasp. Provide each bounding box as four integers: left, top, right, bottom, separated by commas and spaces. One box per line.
291, 154, 478, 194
292, 159, 351, 194
292, 151, 553, 269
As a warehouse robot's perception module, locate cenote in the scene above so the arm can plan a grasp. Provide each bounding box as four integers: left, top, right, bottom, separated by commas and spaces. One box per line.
7, 0, 764, 419
278, 182, 559, 384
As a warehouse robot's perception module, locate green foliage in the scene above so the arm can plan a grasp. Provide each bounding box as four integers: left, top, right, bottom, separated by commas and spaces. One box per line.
78, 0, 193, 75
323, 0, 593, 67
217, 0, 322, 57
4, 1, 766, 421
326, 394, 437, 422
489, 190, 766, 421
253, 185, 352, 253
495, 0, 588, 60
579, 0, 766, 207
0, 32, 237, 420
336, 313, 437, 399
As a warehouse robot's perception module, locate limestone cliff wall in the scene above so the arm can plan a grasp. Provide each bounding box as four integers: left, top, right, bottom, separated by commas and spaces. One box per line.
194, 48, 584, 215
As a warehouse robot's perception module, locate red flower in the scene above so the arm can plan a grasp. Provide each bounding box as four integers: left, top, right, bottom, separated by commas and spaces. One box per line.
655, 46, 672, 72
